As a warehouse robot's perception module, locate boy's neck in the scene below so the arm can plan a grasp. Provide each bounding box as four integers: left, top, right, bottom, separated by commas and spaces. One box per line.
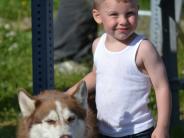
106, 33, 137, 45
105, 33, 137, 52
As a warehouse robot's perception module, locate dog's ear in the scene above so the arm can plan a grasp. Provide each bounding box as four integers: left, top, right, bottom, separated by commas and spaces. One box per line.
73, 81, 88, 109
18, 90, 36, 117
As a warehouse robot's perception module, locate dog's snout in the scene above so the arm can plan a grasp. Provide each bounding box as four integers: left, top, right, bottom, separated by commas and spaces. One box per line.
60, 135, 72, 138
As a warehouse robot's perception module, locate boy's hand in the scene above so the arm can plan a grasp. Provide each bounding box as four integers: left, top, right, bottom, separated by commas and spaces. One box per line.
151, 127, 169, 138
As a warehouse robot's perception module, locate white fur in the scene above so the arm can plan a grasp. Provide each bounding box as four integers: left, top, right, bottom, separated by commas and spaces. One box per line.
18, 81, 88, 138
18, 91, 35, 117
29, 101, 85, 138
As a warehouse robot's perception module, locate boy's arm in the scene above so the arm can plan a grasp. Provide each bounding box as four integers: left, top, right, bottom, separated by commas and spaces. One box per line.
139, 40, 172, 137
66, 66, 96, 95
67, 38, 100, 95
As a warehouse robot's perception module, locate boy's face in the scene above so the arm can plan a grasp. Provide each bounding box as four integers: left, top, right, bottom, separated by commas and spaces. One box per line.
93, 0, 138, 42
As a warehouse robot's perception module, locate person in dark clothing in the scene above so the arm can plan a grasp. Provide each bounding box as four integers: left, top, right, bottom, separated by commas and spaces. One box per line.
54, 0, 97, 63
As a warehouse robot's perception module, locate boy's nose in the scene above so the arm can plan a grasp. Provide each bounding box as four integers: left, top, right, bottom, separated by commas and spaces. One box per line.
118, 16, 128, 25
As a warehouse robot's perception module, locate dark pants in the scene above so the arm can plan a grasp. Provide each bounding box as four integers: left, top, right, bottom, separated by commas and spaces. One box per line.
100, 127, 154, 138
54, 0, 97, 63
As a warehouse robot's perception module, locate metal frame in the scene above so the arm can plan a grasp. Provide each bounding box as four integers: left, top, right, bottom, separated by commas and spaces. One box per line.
151, 0, 184, 127
160, 0, 180, 125
31, 0, 54, 95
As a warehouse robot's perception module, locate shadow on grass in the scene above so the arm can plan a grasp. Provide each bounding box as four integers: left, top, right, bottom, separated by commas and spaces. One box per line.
0, 92, 19, 119
0, 125, 16, 138
0, 92, 19, 109
0, 93, 19, 138
171, 124, 184, 138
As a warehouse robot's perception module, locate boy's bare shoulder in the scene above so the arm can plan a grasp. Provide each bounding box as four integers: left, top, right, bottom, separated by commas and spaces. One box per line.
139, 39, 161, 63
92, 37, 100, 54
139, 39, 158, 55
140, 39, 153, 48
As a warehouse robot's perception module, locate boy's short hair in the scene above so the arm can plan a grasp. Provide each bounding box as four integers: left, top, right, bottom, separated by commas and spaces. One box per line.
93, 0, 138, 9
93, 0, 103, 9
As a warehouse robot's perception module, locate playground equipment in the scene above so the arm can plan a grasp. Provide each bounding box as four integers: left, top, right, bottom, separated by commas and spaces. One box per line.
31, 0, 184, 127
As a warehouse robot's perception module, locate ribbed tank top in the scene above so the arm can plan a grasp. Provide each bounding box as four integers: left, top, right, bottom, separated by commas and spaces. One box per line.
94, 33, 154, 137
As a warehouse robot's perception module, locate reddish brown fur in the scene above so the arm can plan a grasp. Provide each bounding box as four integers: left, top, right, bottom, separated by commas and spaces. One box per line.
17, 90, 99, 138
86, 92, 99, 138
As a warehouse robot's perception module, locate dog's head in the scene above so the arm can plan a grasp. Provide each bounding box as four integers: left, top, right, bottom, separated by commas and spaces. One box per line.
18, 81, 88, 138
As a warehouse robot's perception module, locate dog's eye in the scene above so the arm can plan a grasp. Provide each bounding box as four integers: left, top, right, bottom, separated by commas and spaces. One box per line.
46, 119, 56, 125
67, 116, 75, 123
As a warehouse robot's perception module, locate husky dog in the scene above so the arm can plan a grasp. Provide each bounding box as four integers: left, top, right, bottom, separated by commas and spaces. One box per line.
17, 81, 98, 138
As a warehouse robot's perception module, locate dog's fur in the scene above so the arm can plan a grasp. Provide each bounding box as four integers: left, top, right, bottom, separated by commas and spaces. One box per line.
17, 81, 99, 138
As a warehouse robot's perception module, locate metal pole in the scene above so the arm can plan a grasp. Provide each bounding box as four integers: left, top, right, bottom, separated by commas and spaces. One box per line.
31, 0, 54, 95
160, 0, 180, 125
150, 0, 163, 55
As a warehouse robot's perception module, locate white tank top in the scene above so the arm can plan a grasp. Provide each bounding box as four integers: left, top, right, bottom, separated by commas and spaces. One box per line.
94, 33, 154, 137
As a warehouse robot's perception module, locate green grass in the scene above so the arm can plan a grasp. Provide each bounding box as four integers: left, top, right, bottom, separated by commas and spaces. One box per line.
0, 0, 183, 137
0, 0, 31, 20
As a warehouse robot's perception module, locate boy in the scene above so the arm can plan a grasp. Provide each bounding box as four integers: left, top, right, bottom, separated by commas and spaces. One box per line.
68, 0, 171, 137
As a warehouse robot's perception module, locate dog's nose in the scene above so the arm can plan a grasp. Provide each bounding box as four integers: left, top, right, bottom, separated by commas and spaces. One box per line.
60, 135, 72, 138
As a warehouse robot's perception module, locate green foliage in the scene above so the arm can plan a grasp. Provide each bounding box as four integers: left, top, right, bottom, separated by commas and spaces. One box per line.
178, 29, 184, 120
55, 68, 88, 91
138, 0, 150, 10
0, 28, 32, 92
148, 89, 157, 118
178, 32, 184, 77
0, 21, 32, 138
0, 0, 31, 20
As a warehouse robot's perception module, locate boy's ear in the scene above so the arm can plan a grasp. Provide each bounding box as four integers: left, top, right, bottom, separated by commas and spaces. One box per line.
92, 9, 102, 24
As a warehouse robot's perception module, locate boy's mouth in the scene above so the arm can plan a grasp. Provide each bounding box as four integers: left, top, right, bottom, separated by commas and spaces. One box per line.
116, 28, 129, 33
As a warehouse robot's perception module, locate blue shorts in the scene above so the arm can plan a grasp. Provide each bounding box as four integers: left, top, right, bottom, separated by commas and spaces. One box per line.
100, 127, 154, 138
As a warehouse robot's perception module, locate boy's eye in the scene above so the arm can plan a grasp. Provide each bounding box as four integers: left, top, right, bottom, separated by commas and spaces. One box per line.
127, 12, 136, 17
109, 12, 118, 17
